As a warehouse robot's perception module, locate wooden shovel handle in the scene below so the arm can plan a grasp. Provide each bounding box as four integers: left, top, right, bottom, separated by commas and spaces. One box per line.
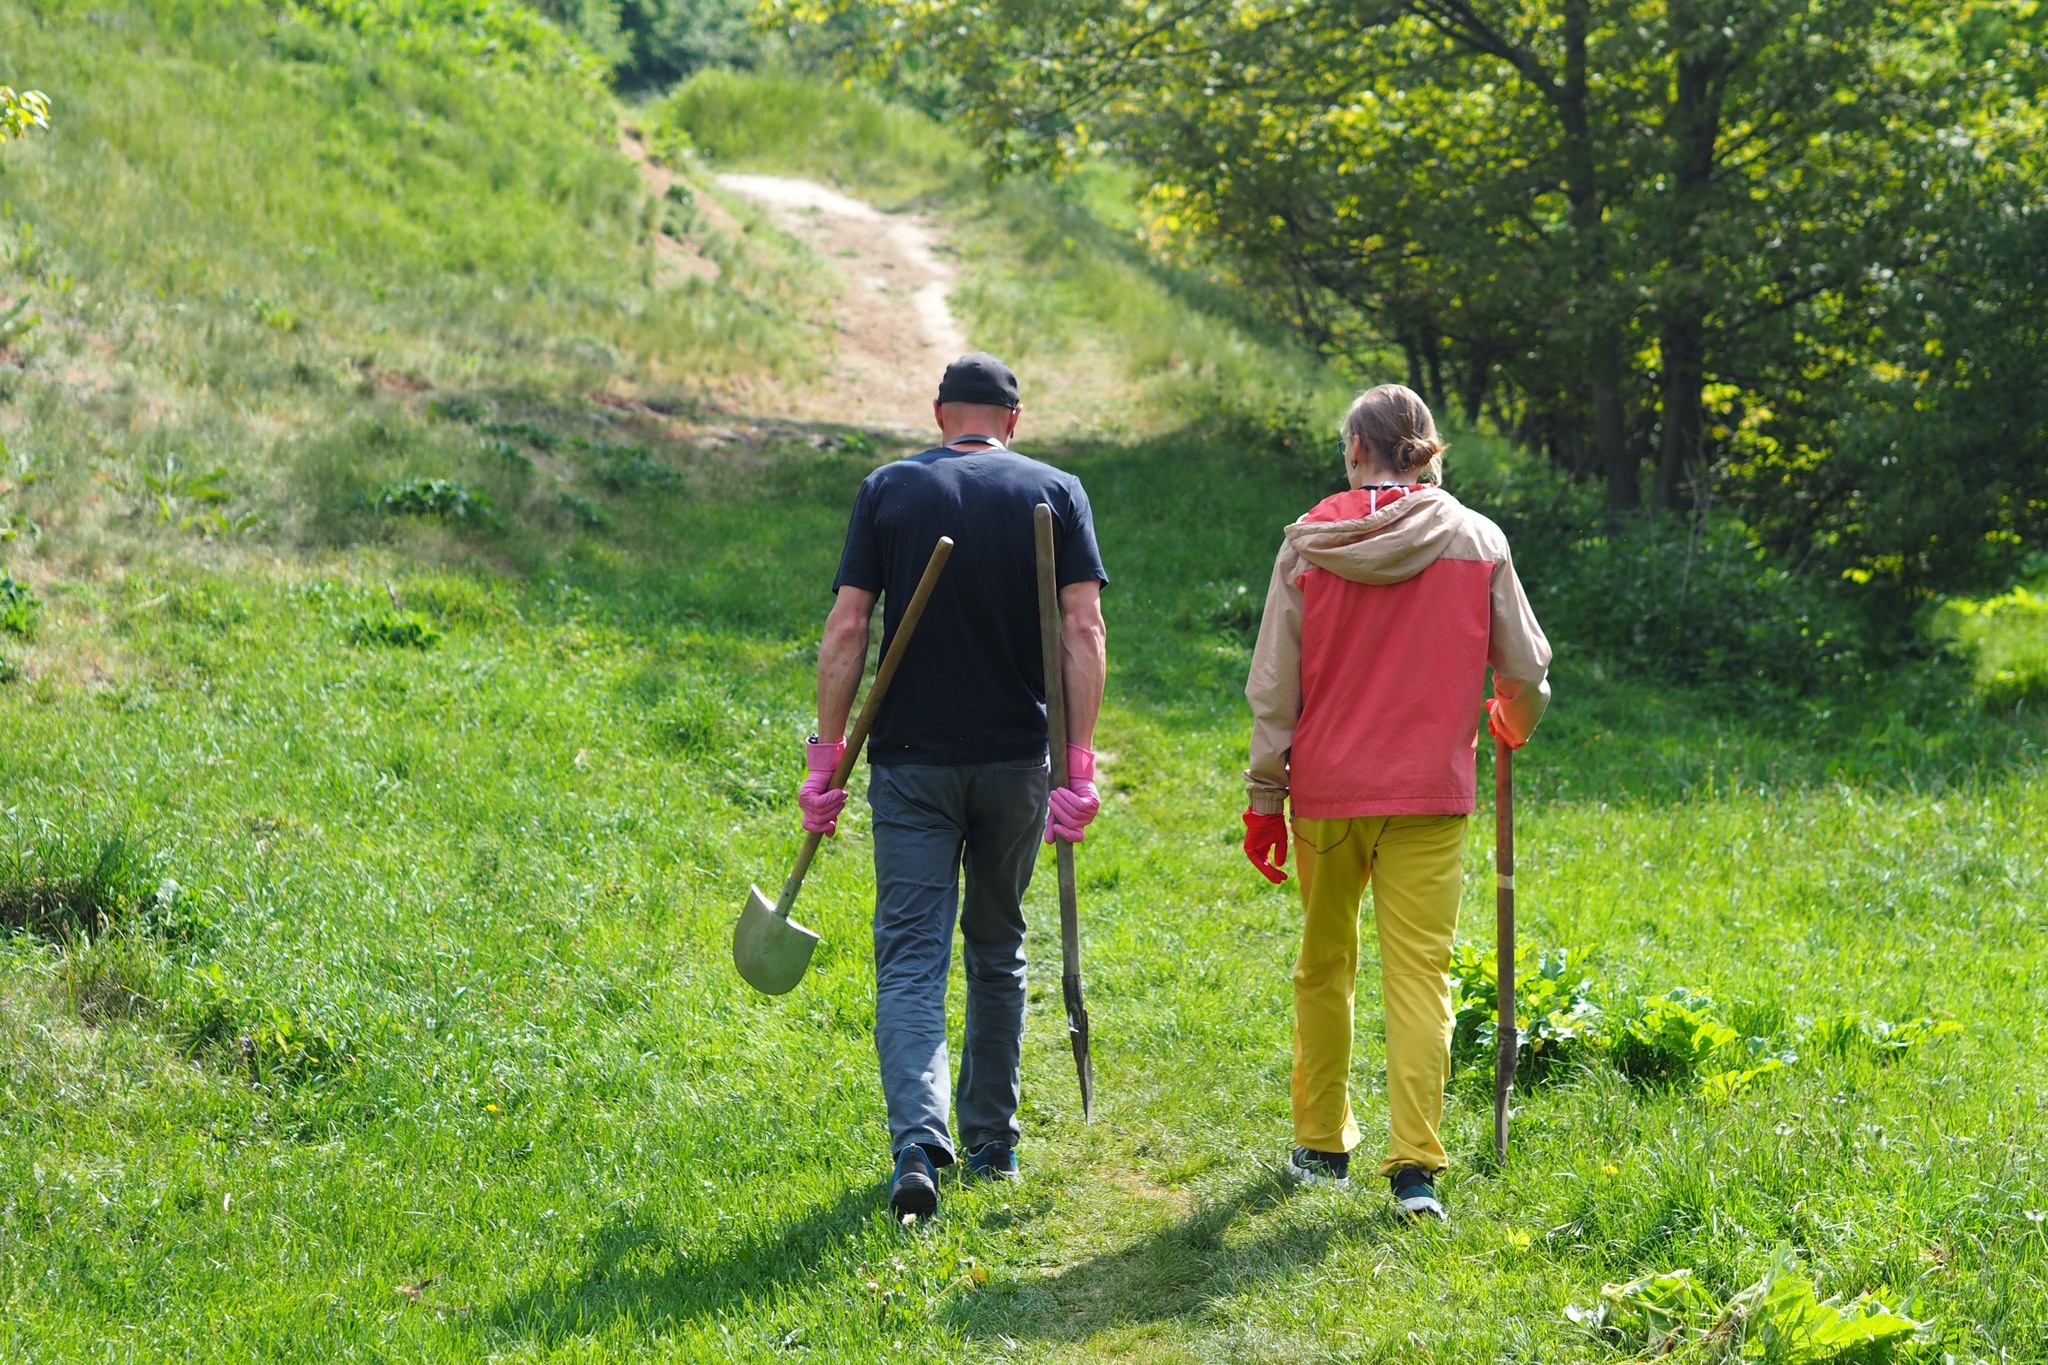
1494, 735, 1516, 1161
775, 536, 953, 918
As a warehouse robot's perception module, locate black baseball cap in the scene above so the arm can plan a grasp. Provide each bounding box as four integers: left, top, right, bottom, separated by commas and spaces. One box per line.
936, 352, 1020, 409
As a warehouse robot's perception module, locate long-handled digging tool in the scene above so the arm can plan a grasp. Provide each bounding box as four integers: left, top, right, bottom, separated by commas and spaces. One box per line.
732, 536, 955, 995
1494, 735, 1517, 1162
1034, 503, 1095, 1121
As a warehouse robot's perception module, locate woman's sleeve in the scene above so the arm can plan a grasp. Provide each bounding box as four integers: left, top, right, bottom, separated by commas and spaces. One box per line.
1244, 543, 1305, 813
1487, 548, 1553, 745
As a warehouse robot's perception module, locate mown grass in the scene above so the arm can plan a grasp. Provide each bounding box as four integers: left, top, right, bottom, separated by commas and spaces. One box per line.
2, 416, 2045, 1360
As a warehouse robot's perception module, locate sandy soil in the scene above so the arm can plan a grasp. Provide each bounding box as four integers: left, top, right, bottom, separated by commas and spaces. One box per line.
713, 173, 968, 433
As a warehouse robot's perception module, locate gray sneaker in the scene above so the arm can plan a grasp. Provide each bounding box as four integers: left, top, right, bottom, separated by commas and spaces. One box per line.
1389, 1166, 1446, 1224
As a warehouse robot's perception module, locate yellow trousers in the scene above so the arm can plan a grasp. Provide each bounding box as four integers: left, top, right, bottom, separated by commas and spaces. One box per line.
1291, 814, 1466, 1175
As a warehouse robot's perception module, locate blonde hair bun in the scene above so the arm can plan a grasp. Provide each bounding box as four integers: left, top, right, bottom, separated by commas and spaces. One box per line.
1344, 384, 1446, 484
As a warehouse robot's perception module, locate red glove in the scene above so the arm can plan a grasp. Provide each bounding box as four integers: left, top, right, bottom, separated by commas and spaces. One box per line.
1243, 810, 1288, 884
1485, 698, 1527, 750
797, 737, 849, 835
1045, 744, 1101, 844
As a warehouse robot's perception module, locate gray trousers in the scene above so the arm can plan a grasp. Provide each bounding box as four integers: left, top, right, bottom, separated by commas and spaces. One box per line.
869, 758, 1048, 1160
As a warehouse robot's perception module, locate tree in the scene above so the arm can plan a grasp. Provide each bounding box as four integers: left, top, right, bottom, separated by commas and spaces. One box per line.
805, 1, 2038, 555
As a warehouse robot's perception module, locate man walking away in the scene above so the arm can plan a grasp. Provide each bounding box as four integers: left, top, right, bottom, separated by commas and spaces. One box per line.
800, 353, 1109, 1219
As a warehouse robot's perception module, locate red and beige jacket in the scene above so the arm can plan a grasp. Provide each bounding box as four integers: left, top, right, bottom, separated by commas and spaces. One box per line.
1245, 484, 1552, 819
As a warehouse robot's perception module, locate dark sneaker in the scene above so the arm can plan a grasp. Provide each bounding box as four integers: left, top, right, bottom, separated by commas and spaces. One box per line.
1286, 1145, 1351, 1188
963, 1141, 1019, 1183
1390, 1166, 1447, 1224
890, 1145, 939, 1219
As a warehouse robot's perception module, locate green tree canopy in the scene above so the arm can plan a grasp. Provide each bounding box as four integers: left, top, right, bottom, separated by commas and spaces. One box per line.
802, 0, 2048, 596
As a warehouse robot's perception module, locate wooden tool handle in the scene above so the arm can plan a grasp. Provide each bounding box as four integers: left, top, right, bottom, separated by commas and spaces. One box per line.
774, 536, 954, 918
1493, 735, 1517, 1160
1035, 505, 1069, 785
1034, 506, 1082, 962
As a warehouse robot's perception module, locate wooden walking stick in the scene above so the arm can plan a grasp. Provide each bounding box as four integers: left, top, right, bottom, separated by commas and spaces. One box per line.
1035, 503, 1094, 1121
1494, 735, 1517, 1162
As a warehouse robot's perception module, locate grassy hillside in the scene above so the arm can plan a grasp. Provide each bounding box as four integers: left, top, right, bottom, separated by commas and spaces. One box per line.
1, 16, 2046, 1365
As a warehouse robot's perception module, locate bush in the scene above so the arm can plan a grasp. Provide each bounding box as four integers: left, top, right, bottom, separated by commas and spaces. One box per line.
372, 477, 493, 524
1466, 464, 1868, 702
1931, 584, 2048, 708
1449, 944, 1605, 1084
577, 440, 683, 492
0, 570, 40, 638
347, 609, 444, 649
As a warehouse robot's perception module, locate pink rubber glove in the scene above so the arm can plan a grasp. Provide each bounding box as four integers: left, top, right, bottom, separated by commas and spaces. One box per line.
1485, 698, 1527, 750
798, 737, 849, 836
1243, 811, 1289, 883
1045, 744, 1100, 844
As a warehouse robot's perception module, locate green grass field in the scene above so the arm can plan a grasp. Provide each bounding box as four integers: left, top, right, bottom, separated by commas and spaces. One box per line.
2, 7, 2047, 1363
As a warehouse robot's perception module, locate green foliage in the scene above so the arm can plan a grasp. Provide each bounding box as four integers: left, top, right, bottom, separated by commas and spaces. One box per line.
371, 477, 492, 524
0, 571, 39, 638
816, 0, 2048, 600
1570, 1245, 1931, 1361
346, 608, 443, 649
1805, 1011, 1964, 1063
578, 440, 682, 492
1449, 943, 1606, 1083
1933, 584, 2048, 708
529, 0, 759, 88
0, 86, 49, 140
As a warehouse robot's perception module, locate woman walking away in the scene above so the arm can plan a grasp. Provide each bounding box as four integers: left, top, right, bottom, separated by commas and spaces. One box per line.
1241, 384, 1551, 1225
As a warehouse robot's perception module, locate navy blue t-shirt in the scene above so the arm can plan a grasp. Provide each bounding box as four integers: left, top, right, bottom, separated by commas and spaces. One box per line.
832, 444, 1107, 766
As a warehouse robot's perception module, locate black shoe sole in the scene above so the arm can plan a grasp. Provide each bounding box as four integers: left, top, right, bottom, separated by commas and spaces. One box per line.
890, 1176, 938, 1218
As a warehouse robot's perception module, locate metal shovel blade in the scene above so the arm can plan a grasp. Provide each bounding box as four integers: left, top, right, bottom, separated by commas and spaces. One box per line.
733, 884, 819, 996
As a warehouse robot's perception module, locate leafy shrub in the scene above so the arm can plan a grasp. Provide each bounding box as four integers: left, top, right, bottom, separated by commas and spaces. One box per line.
347, 609, 443, 649
1931, 584, 2048, 708
1568, 1244, 1930, 1361
1611, 989, 1797, 1100
1804, 1011, 1962, 1063
560, 493, 609, 528
1486, 494, 1867, 701
1450, 944, 1605, 1084
480, 420, 562, 450
372, 477, 493, 524
0, 570, 40, 637
578, 440, 682, 492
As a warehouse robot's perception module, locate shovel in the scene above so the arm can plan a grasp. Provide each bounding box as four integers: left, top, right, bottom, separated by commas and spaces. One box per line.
732, 536, 955, 995
1035, 503, 1094, 1120
1493, 735, 1517, 1162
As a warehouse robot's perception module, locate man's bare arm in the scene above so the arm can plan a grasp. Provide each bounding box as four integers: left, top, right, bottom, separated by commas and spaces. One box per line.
1059, 580, 1107, 750
817, 586, 877, 744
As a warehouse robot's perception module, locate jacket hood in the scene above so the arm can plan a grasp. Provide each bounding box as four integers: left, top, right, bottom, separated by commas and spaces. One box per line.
1283, 485, 1466, 586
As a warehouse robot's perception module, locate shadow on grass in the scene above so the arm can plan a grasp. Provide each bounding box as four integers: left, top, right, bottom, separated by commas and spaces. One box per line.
477, 1178, 885, 1346
951, 1169, 1402, 1342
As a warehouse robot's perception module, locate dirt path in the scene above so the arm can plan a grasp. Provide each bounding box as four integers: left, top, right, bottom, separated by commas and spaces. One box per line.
714, 173, 968, 432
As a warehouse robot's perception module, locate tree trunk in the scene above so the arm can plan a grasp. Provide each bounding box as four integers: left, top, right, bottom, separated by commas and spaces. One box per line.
1656, 312, 1705, 509
1594, 330, 1638, 510
1653, 3, 1727, 511
1556, 0, 1634, 508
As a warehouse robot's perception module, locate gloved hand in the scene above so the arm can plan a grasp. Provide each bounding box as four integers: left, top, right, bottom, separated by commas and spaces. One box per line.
1243, 811, 1289, 883
1485, 698, 1527, 750
797, 736, 849, 836
1045, 744, 1101, 844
